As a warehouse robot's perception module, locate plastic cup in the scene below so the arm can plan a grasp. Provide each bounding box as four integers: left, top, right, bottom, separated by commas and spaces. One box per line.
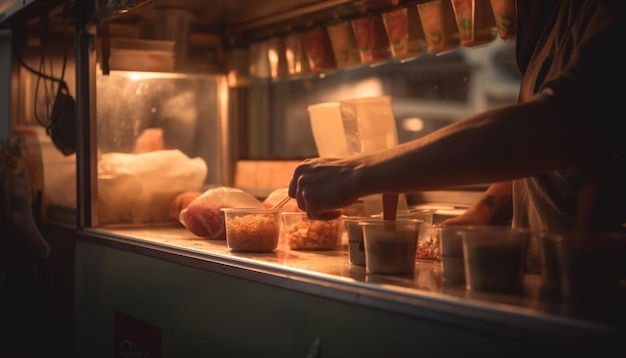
301, 26, 337, 72
361, 219, 422, 274
221, 208, 281, 252
307, 101, 350, 158
450, 0, 474, 46
285, 31, 311, 77
339, 95, 398, 154
461, 226, 530, 294
351, 14, 390, 63
342, 216, 380, 266
281, 212, 341, 250
489, 0, 516, 40
436, 226, 472, 284
536, 231, 626, 303
381, 6, 427, 60
308, 95, 399, 159
416, 0, 460, 54
327, 20, 361, 68
373, 209, 437, 261
372, 208, 436, 224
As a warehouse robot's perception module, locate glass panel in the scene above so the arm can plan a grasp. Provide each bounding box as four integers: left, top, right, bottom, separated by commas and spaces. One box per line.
95, 70, 220, 225
244, 38, 521, 159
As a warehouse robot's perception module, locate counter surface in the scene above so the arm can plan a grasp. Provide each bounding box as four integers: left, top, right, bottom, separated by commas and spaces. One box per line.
86, 224, 626, 352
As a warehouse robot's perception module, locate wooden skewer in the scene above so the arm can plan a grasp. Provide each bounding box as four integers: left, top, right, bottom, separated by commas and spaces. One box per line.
272, 196, 291, 210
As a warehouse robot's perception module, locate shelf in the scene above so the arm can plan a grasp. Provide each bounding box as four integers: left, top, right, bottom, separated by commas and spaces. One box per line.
0, 0, 68, 28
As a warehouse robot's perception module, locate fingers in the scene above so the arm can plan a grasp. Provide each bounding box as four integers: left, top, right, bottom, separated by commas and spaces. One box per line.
288, 160, 310, 199
291, 173, 326, 219
290, 160, 315, 211
312, 209, 342, 220
295, 182, 342, 220
295, 175, 310, 213
287, 170, 299, 199
288, 157, 346, 220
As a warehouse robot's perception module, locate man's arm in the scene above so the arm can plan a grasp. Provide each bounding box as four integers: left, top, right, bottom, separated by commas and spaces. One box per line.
437, 181, 513, 226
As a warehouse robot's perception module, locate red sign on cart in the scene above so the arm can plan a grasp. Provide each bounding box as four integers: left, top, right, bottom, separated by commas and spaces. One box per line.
115, 310, 162, 358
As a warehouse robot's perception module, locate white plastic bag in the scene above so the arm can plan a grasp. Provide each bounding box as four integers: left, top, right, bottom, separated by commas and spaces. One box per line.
179, 186, 264, 239
98, 149, 207, 224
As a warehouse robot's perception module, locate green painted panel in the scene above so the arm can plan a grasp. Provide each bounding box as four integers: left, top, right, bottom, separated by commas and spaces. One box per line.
74, 241, 552, 357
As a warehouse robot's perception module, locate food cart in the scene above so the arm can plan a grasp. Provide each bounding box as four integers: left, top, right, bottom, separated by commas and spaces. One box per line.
1, 0, 624, 356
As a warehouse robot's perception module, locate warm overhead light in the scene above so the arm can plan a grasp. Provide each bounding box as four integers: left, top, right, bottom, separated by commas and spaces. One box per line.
401, 117, 425, 132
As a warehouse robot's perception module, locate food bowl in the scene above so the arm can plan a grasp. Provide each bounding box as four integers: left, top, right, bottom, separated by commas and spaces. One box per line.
281, 212, 341, 250
221, 208, 281, 252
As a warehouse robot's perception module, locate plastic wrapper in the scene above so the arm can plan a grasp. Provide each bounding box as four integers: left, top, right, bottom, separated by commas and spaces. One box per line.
98, 149, 207, 224
179, 186, 264, 239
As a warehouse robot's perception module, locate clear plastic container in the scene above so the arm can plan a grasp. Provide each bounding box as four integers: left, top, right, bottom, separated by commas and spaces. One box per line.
372, 209, 438, 261
342, 215, 380, 266
281, 212, 341, 250
221, 208, 281, 252
360, 218, 422, 274
461, 226, 530, 294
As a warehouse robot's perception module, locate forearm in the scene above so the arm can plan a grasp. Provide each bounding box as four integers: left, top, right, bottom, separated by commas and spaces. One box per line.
355, 93, 600, 196
467, 181, 513, 225
437, 181, 512, 227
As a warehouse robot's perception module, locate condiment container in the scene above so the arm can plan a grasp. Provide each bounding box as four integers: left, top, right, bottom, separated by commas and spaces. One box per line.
342, 215, 380, 266
372, 209, 438, 261
435, 225, 486, 285
360, 218, 422, 274
461, 226, 530, 295
221, 208, 281, 252
535, 231, 626, 304
281, 212, 341, 250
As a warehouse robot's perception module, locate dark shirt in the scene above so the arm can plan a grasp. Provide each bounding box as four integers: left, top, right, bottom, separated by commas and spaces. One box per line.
512, 0, 626, 231
515, 0, 560, 74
